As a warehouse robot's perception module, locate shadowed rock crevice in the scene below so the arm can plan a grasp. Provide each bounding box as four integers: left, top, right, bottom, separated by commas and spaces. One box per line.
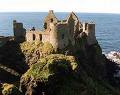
0, 41, 28, 83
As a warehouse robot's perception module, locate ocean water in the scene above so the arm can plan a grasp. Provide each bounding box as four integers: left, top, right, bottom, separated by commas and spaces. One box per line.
0, 12, 120, 53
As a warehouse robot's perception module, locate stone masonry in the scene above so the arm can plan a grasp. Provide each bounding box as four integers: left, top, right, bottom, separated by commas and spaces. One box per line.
13, 10, 97, 50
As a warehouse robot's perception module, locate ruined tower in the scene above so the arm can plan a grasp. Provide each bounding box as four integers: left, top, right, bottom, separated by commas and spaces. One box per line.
13, 20, 26, 42
44, 10, 58, 31
43, 10, 59, 51
49, 23, 58, 51
83, 22, 97, 45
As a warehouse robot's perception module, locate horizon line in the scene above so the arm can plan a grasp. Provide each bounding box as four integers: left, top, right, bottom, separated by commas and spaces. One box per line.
0, 11, 120, 15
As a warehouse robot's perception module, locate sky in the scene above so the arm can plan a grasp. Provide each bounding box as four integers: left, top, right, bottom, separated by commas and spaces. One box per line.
0, 0, 120, 13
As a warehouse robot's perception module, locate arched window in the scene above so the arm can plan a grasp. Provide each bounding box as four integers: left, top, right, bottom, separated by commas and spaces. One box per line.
33, 34, 36, 40
44, 22, 47, 29
39, 34, 42, 41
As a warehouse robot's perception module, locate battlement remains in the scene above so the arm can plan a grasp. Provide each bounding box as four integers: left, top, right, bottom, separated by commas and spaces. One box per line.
83, 22, 96, 45
13, 20, 26, 42
13, 10, 97, 50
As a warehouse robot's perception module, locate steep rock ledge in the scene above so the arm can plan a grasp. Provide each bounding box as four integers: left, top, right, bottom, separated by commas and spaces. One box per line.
0, 39, 120, 95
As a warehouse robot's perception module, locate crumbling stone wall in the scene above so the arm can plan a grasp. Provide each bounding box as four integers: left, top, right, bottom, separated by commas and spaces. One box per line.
42, 33, 50, 43
56, 23, 69, 49
49, 23, 58, 51
26, 31, 40, 42
13, 20, 26, 42
13, 10, 97, 51
26, 30, 50, 43
83, 22, 97, 45
44, 10, 58, 31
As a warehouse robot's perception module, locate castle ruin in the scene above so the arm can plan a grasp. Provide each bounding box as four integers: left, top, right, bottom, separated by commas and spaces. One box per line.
13, 10, 97, 51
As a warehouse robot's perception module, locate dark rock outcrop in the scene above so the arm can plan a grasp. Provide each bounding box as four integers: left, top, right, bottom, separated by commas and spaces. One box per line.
0, 39, 120, 95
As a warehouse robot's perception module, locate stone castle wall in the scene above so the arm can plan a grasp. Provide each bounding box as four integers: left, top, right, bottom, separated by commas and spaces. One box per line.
25, 30, 50, 43
49, 23, 58, 50
13, 20, 26, 42
44, 10, 58, 31
13, 10, 97, 50
56, 23, 69, 49
83, 22, 97, 45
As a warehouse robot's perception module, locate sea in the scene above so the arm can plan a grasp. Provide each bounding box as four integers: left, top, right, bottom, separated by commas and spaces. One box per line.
0, 12, 120, 53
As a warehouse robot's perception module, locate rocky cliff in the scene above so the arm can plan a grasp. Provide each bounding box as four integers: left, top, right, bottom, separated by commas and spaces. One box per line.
0, 38, 120, 95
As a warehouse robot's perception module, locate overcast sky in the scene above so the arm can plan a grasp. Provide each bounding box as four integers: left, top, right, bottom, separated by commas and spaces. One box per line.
0, 0, 120, 13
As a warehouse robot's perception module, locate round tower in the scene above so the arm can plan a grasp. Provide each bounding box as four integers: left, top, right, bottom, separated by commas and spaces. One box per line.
49, 23, 58, 51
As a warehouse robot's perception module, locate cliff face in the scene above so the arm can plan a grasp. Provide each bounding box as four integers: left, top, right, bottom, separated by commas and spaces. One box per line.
19, 44, 120, 95
19, 38, 120, 95
20, 41, 54, 66
0, 36, 120, 95
20, 54, 78, 95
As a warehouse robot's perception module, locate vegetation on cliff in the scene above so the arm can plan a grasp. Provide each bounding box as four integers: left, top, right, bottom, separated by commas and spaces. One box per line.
0, 83, 22, 95
20, 54, 120, 95
22, 54, 77, 81
0, 41, 120, 95
20, 41, 54, 66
